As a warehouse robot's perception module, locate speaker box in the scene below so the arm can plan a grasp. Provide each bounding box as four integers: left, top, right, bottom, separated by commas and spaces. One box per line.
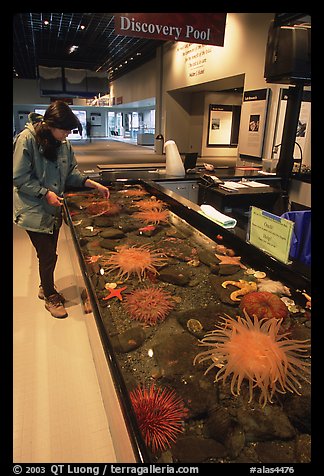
264, 21, 311, 84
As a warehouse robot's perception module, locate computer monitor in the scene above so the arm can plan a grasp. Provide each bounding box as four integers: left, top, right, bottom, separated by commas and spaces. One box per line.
183, 152, 198, 171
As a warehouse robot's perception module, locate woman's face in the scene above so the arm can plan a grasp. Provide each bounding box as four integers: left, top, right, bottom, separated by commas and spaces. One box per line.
50, 127, 71, 142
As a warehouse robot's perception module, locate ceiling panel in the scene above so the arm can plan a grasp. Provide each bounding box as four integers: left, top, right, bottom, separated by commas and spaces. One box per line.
13, 12, 164, 83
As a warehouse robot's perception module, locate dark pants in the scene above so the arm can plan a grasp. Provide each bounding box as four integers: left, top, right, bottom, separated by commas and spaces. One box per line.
26, 228, 60, 298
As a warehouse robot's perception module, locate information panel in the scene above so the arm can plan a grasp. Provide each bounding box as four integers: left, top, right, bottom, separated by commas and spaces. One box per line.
247, 206, 294, 264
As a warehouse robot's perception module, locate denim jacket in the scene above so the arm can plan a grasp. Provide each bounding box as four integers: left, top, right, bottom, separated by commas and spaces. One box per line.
13, 117, 87, 233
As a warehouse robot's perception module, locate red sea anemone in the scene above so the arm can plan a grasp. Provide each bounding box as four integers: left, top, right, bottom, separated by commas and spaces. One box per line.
123, 286, 175, 325
129, 384, 187, 453
103, 244, 168, 281
239, 291, 289, 320
194, 311, 310, 407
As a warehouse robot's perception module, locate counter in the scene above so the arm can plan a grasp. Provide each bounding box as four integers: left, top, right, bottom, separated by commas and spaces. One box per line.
98, 165, 281, 185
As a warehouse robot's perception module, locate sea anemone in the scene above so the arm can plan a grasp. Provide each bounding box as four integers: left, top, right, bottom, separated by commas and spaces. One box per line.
239, 291, 289, 320
86, 200, 121, 217
132, 209, 170, 225
103, 244, 168, 281
194, 310, 310, 407
123, 286, 175, 325
134, 199, 167, 211
118, 187, 148, 197
129, 384, 187, 454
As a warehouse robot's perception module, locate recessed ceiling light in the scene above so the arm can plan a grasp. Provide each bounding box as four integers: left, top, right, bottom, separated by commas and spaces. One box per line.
69, 45, 79, 54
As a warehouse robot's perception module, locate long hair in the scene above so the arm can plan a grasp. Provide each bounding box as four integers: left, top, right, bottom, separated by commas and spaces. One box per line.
34, 101, 80, 161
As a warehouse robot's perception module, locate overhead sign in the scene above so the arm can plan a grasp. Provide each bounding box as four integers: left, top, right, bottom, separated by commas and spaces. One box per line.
248, 207, 294, 264
114, 13, 227, 46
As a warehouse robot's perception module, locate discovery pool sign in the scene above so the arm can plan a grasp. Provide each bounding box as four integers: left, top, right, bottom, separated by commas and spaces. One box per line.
114, 13, 227, 47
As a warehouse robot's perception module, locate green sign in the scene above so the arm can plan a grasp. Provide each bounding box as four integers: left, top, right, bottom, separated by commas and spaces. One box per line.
248, 207, 294, 264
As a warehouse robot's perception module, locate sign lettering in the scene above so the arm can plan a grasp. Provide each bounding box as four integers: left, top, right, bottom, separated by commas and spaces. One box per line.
248, 207, 294, 264
115, 13, 226, 46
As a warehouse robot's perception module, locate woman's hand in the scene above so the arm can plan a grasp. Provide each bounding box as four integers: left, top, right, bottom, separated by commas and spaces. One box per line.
45, 190, 64, 207
94, 182, 110, 199
84, 179, 110, 199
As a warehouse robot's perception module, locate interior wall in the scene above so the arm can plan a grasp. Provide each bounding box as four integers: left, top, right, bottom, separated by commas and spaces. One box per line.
161, 13, 276, 159
109, 59, 156, 105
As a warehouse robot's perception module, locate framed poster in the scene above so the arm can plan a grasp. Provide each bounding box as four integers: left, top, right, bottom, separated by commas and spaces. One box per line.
207, 104, 241, 147
90, 113, 102, 126
238, 89, 271, 161
272, 89, 311, 160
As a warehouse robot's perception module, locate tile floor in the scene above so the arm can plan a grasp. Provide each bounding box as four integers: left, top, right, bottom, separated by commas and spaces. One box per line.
13, 223, 117, 463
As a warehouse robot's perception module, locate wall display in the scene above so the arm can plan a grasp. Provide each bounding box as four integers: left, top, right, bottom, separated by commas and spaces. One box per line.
35, 108, 87, 140
238, 89, 271, 161
207, 105, 241, 147
272, 89, 311, 161
90, 113, 102, 126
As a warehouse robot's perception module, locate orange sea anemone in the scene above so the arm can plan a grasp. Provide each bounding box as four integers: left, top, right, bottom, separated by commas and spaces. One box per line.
132, 209, 170, 225
123, 286, 175, 325
86, 200, 121, 217
118, 188, 148, 197
134, 199, 167, 211
194, 310, 310, 407
103, 244, 168, 281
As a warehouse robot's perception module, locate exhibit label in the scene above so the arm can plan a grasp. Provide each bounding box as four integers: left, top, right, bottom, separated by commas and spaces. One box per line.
248, 207, 294, 264
114, 13, 227, 46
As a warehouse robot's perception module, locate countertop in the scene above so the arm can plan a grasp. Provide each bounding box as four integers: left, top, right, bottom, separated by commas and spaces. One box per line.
97, 166, 281, 183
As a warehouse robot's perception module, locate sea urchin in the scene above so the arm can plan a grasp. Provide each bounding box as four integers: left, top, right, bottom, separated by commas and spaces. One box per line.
194, 310, 310, 407
123, 286, 175, 325
103, 244, 168, 281
129, 384, 187, 454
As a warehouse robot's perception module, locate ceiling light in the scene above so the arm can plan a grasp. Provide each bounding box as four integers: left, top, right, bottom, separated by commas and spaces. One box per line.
44, 20, 49, 26
69, 45, 79, 54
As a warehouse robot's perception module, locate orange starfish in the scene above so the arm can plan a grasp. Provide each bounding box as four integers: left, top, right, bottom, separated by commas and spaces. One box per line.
215, 253, 247, 269
102, 286, 127, 301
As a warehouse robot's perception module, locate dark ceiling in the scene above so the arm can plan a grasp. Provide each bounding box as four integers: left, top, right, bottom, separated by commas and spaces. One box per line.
13, 12, 311, 87
13, 12, 164, 82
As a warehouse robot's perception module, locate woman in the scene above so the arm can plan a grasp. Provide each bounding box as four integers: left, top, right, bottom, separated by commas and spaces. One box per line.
13, 100, 110, 318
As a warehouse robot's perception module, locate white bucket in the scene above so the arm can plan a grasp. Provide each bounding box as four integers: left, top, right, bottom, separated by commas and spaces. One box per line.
164, 140, 185, 177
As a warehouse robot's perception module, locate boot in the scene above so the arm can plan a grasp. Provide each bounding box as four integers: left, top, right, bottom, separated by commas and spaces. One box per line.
44, 293, 68, 319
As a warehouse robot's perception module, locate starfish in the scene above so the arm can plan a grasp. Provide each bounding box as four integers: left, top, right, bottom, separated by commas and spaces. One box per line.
222, 279, 257, 301
102, 285, 127, 301
215, 253, 247, 269
85, 254, 103, 264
